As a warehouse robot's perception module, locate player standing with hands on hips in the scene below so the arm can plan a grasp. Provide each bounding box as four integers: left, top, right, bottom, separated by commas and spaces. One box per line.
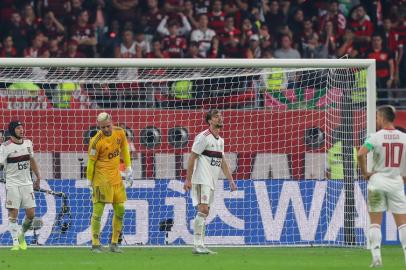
0, 121, 41, 251
87, 112, 133, 253
358, 105, 406, 267
184, 109, 237, 254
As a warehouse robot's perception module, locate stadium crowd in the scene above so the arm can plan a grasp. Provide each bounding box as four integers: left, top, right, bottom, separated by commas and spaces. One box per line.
0, 0, 405, 108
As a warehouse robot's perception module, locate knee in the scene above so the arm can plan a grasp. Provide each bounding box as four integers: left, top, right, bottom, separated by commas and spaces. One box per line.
92, 202, 105, 219
113, 203, 125, 219
198, 204, 209, 216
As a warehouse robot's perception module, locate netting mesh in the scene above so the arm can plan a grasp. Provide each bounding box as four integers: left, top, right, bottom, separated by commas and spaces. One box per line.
0, 63, 369, 246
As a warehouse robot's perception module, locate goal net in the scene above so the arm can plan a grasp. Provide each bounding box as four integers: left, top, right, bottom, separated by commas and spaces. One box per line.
0, 58, 375, 247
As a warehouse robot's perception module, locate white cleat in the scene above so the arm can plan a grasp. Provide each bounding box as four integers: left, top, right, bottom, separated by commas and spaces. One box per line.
369, 258, 383, 268
192, 245, 209, 255
202, 246, 217, 255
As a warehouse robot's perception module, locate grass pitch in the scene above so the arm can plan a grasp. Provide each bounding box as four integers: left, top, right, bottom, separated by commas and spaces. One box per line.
0, 246, 404, 270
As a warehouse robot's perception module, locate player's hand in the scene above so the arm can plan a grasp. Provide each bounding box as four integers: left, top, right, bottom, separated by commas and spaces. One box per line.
183, 179, 192, 192
33, 179, 40, 190
124, 178, 133, 188
229, 181, 237, 191
124, 167, 133, 180
123, 167, 134, 188
86, 179, 93, 194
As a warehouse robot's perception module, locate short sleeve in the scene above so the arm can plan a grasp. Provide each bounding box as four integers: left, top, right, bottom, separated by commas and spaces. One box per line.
88, 140, 100, 161
0, 145, 6, 164
363, 134, 376, 151
28, 140, 34, 158
191, 134, 208, 155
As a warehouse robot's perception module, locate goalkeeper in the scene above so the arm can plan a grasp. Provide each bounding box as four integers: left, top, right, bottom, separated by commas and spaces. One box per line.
87, 112, 133, 253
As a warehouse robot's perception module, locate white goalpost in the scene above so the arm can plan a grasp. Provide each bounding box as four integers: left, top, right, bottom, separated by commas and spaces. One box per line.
0, 58, 375, 247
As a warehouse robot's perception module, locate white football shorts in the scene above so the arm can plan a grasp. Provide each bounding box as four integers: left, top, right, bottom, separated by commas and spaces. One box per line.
5, 185, 36, 209
367, 173, 406, 214
191, 184, 214, 207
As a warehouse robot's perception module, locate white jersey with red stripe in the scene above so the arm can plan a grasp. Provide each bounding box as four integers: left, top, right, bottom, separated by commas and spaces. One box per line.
191, 129, 224, 190
364, 128, 406, 179
0, 139, 34, 187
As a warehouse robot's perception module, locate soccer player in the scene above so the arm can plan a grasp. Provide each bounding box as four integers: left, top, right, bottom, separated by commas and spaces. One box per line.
358, 105, 406, 267
183, 109, 237, 254
87, 112, 133, 253
0, 121, 41, 251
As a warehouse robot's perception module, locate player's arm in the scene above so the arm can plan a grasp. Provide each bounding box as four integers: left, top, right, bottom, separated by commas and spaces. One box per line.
120, 130, 133, 181
221, 156, 237, 191
30, 157, 41, 189
86, 138, 99, 186
184, 152, 198, 192
120, 131, 131, 169
357, 145, 373, 180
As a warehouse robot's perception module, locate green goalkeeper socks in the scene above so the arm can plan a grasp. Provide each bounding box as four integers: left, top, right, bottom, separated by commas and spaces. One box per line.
91, 202, 105, 246
112, 203, 125, 244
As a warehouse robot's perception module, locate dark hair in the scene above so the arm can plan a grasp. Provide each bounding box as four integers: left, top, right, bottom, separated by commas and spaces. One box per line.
205, 109, 220, 124
378, 105, 396, 122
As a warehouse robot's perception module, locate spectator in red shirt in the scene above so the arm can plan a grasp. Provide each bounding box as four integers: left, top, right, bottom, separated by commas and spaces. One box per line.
218, 16, 241, 45
38, 11, 65, 43
223, 0, 247, 27
48, 39, 63, 58
64, 39, 85, 58
350, 4, 374, 54
378, 18, 402, 55
161, 20, 187, 58
319, 0, 347, 39
364, 34, 396, 89
207, 0, 226, 34
70, 9, 97, 57
147, 38, 170, 58
0, 36, 17, 57
336, 28, 358, 58
24, 34, 45, 57
185, 41, 200, 58
223, 36, 244, 58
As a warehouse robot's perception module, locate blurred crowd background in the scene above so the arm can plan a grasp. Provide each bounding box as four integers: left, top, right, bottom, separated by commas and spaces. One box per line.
0, 0, 405, 108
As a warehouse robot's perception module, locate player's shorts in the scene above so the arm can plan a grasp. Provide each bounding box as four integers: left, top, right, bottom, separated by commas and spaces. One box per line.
93, 181, 127, 204
5, 185, 36, 209
367, 173, 406, 214
191, 184, 214, 207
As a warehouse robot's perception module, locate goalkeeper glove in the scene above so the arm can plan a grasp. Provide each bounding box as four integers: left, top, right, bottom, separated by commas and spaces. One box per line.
123, 167, 133, 188
86, 179, 93, 194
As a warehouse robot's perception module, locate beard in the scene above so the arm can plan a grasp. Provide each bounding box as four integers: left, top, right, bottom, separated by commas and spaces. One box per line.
215, 123, 223, 129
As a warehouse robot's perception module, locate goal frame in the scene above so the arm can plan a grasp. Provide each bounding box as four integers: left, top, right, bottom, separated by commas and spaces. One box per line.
0, 58, 376, 247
